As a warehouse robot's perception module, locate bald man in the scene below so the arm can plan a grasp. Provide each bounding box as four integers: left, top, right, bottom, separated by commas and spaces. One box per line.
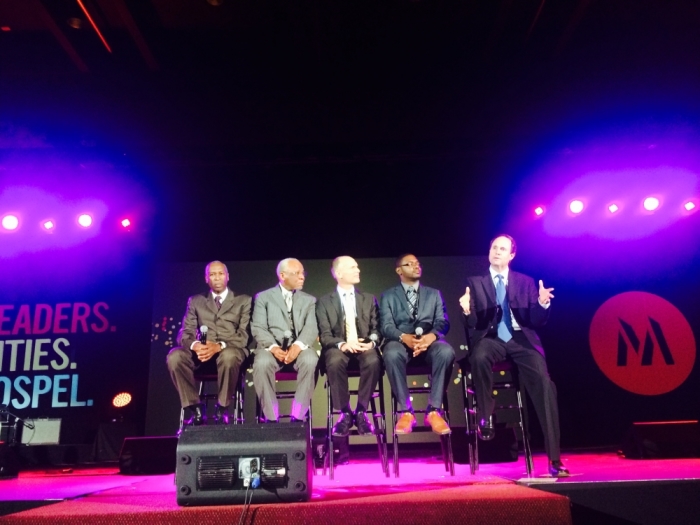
167, 261, 251, 426
316, 256, 382, 436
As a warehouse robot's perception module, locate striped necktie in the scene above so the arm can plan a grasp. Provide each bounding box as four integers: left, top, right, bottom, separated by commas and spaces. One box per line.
406, 286, 417, 319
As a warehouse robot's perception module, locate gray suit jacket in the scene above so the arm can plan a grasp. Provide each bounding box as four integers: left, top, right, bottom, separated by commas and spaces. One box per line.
379, 284, 450, 342
177, 288, 252, 354
251, 285, 319, 349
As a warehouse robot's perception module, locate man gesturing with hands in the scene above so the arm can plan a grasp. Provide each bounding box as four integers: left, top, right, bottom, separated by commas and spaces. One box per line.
460, 235, 568, 477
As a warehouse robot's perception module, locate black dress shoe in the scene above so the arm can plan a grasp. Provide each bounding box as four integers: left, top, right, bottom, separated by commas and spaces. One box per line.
332, 412, 354, 437
477, 415, 495, 441
355, 411, 375, 435
549, 460, 570, 477
214, 404, 230, 425
186, 403, 206, 426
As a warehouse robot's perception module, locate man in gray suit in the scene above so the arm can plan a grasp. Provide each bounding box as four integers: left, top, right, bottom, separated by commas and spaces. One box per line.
167, 261, 251, 425
380, 254, 455, 435
252, 258, 319, 422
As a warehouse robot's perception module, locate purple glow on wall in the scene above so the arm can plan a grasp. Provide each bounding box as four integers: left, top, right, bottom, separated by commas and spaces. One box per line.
538, 167, 697, 240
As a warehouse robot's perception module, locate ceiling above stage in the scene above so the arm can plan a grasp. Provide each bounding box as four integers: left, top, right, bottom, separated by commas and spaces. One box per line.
2, 1, 700, 260
2, 0, 700, 159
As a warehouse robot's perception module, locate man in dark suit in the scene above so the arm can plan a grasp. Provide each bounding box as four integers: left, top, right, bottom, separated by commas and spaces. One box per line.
380, 254, 455, 435
251, 258, 319, 422
460, 234, 568, 477
316, 256, 382, 437
167, 261, 251, 425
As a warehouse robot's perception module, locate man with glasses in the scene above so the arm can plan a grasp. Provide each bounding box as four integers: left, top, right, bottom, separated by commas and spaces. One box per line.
379, 254, 455, 435
251, 258, 319, 422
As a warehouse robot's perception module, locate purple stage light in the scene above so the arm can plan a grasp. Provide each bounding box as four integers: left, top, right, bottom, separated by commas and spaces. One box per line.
121, 218, 131, 228
569, 200, 585, 214
43, 220, 55, 231
2, 214, 19, 231
78, 214, 93, 227
608, 203, 619, 214
683, 201, 696, 211
643, 197, 660, 211
534, 206, 544, 217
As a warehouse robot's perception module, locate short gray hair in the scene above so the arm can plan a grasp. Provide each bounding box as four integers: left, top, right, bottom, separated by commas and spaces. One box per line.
276, 258, 298, 276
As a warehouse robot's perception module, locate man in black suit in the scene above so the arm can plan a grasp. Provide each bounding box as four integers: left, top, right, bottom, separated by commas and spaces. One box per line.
460, 234, 568, 477
380, 254, 455, 435
316, 256, 382, 437
167, 261, 251, 426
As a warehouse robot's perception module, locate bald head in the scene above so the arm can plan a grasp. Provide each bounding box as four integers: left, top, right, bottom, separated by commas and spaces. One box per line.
331, 256, 360, 287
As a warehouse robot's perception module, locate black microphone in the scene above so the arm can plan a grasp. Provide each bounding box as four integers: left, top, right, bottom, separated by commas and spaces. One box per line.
414, 327, 424, 340
199, 325, 208, 345
281, 330, 292, 351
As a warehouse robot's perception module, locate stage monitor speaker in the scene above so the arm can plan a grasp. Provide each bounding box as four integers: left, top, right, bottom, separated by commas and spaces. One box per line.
21, 418, 61, 445
0, 444, 19, 479
620, 420, 700, 459
119, 436, 178, 474
176, 422, 312, 506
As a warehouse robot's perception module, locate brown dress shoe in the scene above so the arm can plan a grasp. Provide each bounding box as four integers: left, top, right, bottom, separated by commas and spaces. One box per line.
394, 412, 416, 434
425, 410, 451, 435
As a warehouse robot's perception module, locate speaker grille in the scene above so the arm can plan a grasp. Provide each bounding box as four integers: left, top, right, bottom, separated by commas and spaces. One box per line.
197, 456, 236, 490
261, 454, 287, 488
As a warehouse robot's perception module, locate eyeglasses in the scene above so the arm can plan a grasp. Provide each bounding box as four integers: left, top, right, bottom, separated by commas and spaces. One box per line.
285, 270, 307, 277
400, 261, 421, 268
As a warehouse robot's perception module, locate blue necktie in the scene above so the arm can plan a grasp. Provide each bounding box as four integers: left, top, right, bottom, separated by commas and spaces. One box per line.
496, 274, 513, 342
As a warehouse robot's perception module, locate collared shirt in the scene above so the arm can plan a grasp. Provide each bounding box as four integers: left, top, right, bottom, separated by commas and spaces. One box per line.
212, 287, 229, 303
489, 267, 550, 331
337, 285, 356, 349
400, 281, 420, 294
266, 284, 307, 351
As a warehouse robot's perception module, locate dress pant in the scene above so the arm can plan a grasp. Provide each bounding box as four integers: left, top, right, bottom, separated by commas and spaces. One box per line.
324, 346, 381, 412
252, 347, 319, 421
383, 340, 455, 412
166, 345, 245, 408
469, 331, 562, 461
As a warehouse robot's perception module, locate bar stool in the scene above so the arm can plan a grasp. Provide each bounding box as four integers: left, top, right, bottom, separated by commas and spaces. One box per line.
461, 357, 534, 477
390, 364, 455, 478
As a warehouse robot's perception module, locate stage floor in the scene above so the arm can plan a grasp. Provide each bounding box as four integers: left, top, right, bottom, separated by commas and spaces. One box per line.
1, 450, 699, 524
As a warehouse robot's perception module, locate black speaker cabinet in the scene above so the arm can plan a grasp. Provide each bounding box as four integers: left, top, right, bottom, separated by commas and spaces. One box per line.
620, 421, 700, 459
119, 436, 178, 475
176, 422, 312, 506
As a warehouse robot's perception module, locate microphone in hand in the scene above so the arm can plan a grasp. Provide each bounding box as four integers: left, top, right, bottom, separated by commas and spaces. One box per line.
414, 327, 423, 340
199, 325, 208, 345
282, 330, 292, 351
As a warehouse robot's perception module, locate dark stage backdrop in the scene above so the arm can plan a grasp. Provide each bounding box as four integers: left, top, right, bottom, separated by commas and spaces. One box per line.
146, 257, 700, 450
0, 255, 152, 445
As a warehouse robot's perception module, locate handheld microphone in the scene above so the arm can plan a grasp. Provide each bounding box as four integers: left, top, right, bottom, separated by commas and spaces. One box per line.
282, 330, 292, 351
199, 325, 208, 345
414, 327, 423, 340
369, 333, 378, 345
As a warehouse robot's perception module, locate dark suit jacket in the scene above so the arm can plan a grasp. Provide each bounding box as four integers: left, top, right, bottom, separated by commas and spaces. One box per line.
379, 284, 450, 342
177, 288, 252, 355
316, 288, 381, 352
462, 270, 550, 356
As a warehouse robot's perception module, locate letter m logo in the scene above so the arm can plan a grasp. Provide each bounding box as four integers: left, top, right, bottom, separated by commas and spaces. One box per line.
617, 317, 674, 366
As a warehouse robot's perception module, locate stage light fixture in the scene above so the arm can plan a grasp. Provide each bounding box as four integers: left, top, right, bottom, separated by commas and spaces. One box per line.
608, 204, 619, 214
643, 197, 660, 211
112, 392, 132, 408
78, 214, 93, 227
2, 215, 19, 230
534, 206, 544, 217
121, 218, 131, 228
569, 200, 584, 214
684, 201, 696, 211
43, 220, 55, 231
